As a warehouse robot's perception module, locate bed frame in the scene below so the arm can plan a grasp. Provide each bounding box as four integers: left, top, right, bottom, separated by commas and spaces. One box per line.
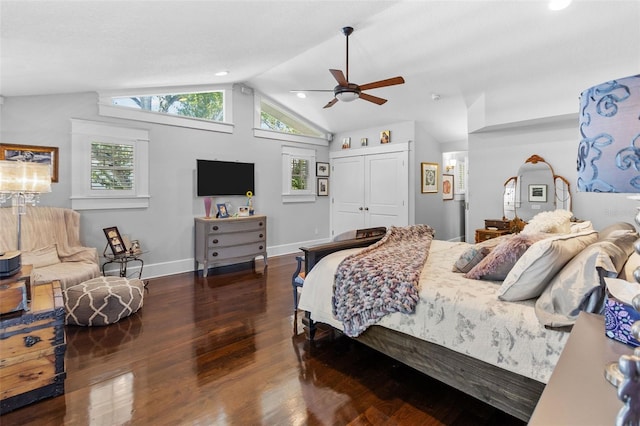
299, 237, 545, 422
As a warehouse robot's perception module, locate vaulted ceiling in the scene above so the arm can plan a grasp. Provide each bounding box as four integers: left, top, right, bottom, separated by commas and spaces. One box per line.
1, 1, 638, 143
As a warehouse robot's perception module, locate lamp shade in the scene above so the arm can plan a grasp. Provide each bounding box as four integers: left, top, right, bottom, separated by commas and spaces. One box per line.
577, 74, 640, 193
0, 160, 51, 193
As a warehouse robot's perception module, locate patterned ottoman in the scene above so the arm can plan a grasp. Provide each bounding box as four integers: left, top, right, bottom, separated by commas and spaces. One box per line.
64, 276, 144, 326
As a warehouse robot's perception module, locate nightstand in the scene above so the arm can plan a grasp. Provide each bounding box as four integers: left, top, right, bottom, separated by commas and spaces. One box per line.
474, 228, 511, 243
529, 312, 629, 425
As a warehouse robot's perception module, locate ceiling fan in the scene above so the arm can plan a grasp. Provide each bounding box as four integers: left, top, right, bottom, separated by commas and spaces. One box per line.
293, 26, 405, 108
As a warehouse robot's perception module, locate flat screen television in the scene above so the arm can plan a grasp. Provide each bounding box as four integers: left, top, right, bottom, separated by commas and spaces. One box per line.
196, 159, 255, 196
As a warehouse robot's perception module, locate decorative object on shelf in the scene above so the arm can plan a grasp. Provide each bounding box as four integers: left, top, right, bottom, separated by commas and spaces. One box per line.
204, 197, 212, 218
0, 160, 52, 251
420, 162, 438, 193
245, 190, 254, 215
442, 174, 454, 201
380, 130, 390, 144
216, 203, 229, 218
361, 137, 368, 146
317, 178, 329, 196
578, 74, 640, 424
316, 162, 329, 177
341, 137, 351, 149
0, 143, 59, 183
103, 226, 126, 256
238, 206, 250, 217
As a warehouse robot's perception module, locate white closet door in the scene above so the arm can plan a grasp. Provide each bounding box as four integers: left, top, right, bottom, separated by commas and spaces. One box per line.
365, 150, 408, 229
331, 156, 365, 237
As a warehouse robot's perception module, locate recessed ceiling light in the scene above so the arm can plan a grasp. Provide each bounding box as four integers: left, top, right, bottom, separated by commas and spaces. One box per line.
296, 92, 307, 99
214, 71, 229, 77
548, 0, 571, 11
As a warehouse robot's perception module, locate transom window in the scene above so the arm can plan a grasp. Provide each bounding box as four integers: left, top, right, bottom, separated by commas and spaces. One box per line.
111, 91, 224, 122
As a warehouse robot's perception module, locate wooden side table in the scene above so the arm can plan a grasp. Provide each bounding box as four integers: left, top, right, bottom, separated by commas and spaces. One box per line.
529, 312, 629, 425
474, 228, 511, 243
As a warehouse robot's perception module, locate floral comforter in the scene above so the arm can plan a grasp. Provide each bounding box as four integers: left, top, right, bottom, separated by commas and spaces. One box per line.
298, 239, 570, 383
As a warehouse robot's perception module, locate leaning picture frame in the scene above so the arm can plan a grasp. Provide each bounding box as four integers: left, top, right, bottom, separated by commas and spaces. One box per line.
0, 143, 59, 182
316, 162, 330, 177
421, 162, 438, 193
103, 226, 127, 257
217, 203, 230, 218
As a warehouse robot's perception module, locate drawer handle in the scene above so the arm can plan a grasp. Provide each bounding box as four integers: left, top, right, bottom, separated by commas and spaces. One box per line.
212, 226, 219, 231
259, 234, 264, 238
212, 239, 219, 244
212, 252, 218, 257
24, 335, 42, 347
259, 222, 263, 226
259, 245, 264, 250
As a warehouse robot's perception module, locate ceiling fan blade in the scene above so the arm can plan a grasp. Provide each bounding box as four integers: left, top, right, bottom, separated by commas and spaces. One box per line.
359, 92, 387, 105
329, 69, 348, 87
323, 98, 338, 109
359, 76, 405, 91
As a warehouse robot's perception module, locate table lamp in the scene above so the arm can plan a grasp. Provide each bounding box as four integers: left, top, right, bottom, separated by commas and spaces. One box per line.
578, 74, 640, 425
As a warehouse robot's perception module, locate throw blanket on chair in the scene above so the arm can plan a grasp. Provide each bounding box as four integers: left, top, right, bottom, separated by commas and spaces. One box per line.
332, 224, 435, 337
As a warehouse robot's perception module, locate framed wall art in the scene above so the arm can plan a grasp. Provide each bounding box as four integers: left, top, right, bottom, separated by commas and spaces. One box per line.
421, 162, 438, 193
0, 143, 59, 182
442, 174, 454, 201
528, 184, 547, 203
317, 178, 329, 196
341, 137, 351, 149
380, 130, 390, 144
316, 162, 329, 177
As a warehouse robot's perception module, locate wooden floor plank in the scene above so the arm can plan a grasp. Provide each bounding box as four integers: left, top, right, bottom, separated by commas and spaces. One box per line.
1, 254, 525, 425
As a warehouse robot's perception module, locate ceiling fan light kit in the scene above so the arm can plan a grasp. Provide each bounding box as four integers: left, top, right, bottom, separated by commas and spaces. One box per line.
294, 26, 405, 109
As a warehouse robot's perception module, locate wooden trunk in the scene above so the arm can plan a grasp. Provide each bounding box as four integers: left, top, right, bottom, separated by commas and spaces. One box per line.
0, 281, 66, 414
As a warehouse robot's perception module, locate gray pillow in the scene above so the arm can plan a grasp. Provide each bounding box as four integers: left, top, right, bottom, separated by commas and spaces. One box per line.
598, 222, 636, 241
535, 232, 636, 328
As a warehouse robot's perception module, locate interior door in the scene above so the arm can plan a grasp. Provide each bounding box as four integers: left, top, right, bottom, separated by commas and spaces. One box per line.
331, 156, 365, 237
365, 150, 408, 228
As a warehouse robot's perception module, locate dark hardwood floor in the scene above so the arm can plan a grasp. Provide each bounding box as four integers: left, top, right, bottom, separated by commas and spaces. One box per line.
2, 254, 525, 425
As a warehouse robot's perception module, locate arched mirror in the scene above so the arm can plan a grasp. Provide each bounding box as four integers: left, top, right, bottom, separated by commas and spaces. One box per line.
502, 155, 571, 222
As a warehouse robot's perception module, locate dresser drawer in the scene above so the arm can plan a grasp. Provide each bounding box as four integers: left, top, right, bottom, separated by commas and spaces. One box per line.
207, 231, 265, 247
208, 242, 265, 261
207, 219, 265, 234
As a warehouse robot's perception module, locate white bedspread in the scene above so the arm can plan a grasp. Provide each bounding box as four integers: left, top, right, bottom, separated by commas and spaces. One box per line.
298, 239, 570, 383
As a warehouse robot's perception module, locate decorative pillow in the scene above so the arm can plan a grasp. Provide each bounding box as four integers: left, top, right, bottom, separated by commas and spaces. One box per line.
521, 209, 573, 235
21, 245, 61, 268
535, 233, 637, 328
452, 246, 490, 273
598, 222, 637, 241
620, 252, 640, 281
465, 233, 547, 281
498, 230, 598, 301
570, 221, 593, 233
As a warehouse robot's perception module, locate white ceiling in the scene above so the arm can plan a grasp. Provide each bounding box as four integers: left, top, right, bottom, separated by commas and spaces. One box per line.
1, 0, 639, 143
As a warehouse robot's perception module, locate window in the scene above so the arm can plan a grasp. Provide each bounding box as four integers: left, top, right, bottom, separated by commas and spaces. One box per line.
98, 85, 233, 133
282, 145, 316, 203
71, 119, 149, 210
254, 92, 330, 146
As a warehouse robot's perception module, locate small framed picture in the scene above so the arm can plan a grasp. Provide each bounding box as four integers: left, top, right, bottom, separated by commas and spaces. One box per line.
217, 203, 229, 218
317, 178, 329, 196
237, 206, 250, 217
528, 184, 547, 202
380, 130, 391, 144
341, 137, 351, 149
103, 226, 126, 256
421, 162, 438, 193
361, 137, 368, 146
130, 239, 142, 254
442, 174, 454, 201
316, 162, 329, 177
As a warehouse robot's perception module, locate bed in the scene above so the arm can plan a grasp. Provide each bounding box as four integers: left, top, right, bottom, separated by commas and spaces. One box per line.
297, 220, 638, 421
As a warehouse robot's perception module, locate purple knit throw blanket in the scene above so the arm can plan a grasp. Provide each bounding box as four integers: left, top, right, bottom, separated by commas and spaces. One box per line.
332, 224, 435, 337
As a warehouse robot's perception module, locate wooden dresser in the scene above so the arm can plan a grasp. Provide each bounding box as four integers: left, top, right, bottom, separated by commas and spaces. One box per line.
194, 215, 267, 277
1, 281, 66, 413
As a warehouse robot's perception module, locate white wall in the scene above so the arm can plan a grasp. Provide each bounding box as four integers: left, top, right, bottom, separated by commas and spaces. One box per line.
0, 86, 332, 278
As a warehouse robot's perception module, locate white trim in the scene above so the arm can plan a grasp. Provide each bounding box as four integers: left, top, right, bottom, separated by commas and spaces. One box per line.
254, 128, 328, 146
330, 142, 410, 159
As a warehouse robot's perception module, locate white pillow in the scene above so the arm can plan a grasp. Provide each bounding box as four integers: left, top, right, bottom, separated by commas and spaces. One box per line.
521, 209, 573, 235
498, 230, 598, 301
570, 221, 593, 233
21, 245, 61, 268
